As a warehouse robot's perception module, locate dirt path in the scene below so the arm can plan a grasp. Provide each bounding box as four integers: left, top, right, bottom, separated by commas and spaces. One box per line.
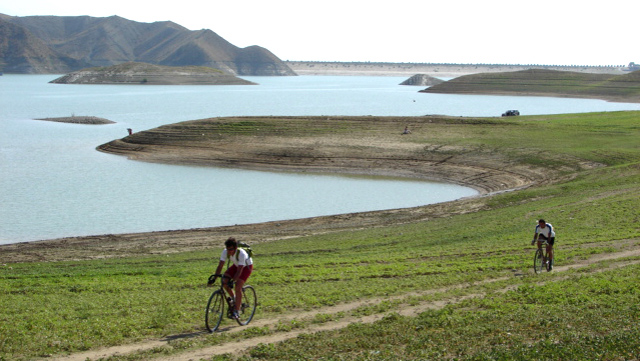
49, 245, 640, 361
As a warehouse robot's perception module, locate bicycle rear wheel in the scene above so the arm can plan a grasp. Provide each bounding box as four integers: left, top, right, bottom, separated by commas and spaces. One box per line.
235, 285, 257, 326
205, 290, 225, 332
533, 248, 544, 274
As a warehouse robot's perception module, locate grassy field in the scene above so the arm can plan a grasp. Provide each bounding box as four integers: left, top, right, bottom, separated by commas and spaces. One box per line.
1, 111, 640, 360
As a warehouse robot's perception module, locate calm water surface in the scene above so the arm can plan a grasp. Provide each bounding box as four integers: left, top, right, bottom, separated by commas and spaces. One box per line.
1, 75, 638, 244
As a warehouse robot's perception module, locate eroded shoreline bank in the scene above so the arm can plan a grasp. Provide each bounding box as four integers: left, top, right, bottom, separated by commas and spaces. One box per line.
1, 115, 559, 263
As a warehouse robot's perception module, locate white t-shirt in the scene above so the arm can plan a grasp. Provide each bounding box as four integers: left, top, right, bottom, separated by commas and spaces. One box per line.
220, 248, 253, 266
535, 223, 556, 238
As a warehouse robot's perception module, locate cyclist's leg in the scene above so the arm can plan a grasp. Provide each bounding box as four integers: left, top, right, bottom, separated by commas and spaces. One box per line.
547, 237, 555, 267
234, 265, 253, 312
222, 266, 237, 299
234, 279, 245, 313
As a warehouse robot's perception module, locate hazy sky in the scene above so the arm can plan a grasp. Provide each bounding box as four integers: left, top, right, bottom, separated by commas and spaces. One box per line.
2, 0, 637, 66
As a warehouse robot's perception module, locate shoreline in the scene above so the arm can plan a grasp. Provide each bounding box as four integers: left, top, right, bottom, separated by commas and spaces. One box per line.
1, 115, 550, 262
285, 61, 629, 77
0, 195, 491, 263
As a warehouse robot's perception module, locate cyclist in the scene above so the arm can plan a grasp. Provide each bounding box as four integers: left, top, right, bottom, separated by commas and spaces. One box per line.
531, 219, 555, 270
213, 237, 253, 319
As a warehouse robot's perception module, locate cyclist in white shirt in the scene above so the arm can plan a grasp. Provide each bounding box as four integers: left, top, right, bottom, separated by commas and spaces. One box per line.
214, 237, 253, 319
531, 219, 556, 270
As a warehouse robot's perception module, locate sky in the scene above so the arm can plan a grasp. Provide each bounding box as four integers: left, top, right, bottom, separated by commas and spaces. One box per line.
1, 0, 637, 66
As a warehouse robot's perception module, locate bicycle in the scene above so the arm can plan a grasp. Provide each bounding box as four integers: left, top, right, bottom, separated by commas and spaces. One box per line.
532, 239, 552, 273
205, 274, 257, 332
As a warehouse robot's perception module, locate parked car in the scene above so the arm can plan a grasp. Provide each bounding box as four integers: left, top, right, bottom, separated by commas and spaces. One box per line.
502, 110, 520, 116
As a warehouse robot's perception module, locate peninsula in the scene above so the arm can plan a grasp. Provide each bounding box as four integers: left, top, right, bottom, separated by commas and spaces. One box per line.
421, 69, 640, 103
49, 62, 257, 85
96, 115, 540, 194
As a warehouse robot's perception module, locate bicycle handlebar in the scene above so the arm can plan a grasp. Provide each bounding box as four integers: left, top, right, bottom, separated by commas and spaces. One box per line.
531, 239, 549, 245
207, 274, 219, 285
207, 274, 234, 287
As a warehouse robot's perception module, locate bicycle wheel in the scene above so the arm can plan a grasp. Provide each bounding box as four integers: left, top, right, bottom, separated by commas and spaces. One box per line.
533, 248, 544, 274
205, 290, 225, 332
235, 285, 257, 326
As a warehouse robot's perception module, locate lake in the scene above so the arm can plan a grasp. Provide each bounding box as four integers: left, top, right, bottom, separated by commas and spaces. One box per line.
1, 74, 638, 244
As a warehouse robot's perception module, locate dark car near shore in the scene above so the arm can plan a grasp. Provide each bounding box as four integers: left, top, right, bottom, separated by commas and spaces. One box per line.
502, 110, 520, 116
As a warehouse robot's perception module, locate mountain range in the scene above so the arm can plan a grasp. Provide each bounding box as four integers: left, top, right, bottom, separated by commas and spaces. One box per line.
0, 14, 295, 76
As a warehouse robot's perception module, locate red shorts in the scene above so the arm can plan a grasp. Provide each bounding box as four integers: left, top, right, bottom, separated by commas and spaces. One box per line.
224, 264, 253, 282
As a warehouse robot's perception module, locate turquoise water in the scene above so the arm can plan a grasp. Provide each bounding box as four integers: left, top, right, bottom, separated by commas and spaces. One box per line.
1, 75, 638, 244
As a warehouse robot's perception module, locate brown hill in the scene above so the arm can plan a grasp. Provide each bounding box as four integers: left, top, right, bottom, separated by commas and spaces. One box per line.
421, 69, 640, 103
0, 16, 86, 73
0, 14, 295, 76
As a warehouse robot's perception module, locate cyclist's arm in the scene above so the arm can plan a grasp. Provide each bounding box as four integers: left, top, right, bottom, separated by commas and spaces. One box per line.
214, 260, 225, 276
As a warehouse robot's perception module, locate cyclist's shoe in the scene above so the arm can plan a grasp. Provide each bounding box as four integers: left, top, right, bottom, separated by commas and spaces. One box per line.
231, 310, 240, 319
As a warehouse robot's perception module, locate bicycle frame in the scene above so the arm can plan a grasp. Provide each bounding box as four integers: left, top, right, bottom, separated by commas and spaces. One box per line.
205, 274, 257, 332
533, 239, 551, 273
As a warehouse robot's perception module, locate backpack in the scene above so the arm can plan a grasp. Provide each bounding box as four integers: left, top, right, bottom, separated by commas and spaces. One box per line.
228, 241, 253, 262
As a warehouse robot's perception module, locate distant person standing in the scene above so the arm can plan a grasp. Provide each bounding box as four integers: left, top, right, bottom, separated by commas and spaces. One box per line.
531, 219, 555, 270
127, 128, 133, 135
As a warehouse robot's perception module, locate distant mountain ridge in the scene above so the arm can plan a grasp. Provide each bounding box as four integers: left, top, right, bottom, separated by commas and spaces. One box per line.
0, 14, 295, 75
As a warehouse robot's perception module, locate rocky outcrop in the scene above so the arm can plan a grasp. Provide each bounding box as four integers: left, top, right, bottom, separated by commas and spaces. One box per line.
49, 62, 257, 85
400, 74, 444, 86
0, 14, 295, 76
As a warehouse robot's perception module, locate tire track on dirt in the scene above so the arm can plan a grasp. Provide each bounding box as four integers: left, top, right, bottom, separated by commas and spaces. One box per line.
50, 247, 640, 361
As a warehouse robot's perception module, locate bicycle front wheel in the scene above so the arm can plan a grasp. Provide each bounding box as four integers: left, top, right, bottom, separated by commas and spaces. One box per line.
205, 290, 225, 332
235, 285, 257, 326
533, 248, 544, 274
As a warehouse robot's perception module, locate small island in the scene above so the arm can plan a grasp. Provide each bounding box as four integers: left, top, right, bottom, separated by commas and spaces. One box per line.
49, 62, 257, 85
400, 74, 444, 86
35, 116, 115, 124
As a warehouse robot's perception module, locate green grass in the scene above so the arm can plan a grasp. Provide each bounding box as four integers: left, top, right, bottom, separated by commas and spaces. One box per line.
2, 111, 640, 360
249, 265, 640, 360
